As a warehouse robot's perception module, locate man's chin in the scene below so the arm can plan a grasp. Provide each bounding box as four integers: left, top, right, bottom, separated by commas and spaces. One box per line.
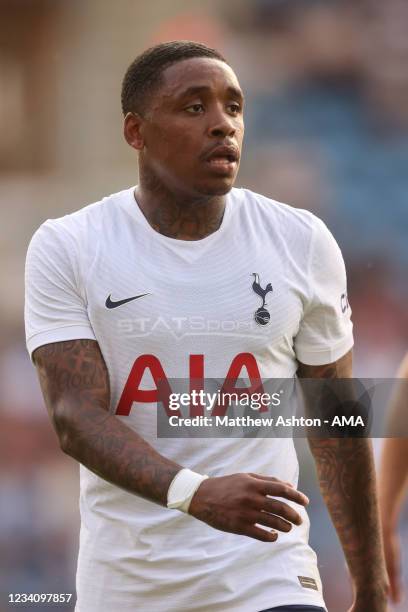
195, 177, 236, 197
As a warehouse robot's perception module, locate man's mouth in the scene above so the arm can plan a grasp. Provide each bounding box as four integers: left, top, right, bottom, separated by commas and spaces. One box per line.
204, 145, 240, 174
208, 157, 236, 167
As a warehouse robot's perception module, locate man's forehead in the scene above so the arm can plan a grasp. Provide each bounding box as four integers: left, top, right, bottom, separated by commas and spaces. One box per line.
160, 57, 242, 98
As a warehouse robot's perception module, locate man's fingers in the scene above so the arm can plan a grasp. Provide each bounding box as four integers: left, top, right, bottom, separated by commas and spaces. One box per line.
256, 481, 309, 506
245, 524, 278, 543
249, 473, 294, 488
253, 510, 293, 532
261, 497, 303, 526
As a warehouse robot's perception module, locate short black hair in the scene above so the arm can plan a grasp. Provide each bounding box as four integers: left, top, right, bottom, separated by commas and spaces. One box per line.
121, 40, 227, 116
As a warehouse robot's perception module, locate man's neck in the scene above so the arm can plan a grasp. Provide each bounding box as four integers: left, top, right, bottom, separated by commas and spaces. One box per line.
134, 182, 227, 241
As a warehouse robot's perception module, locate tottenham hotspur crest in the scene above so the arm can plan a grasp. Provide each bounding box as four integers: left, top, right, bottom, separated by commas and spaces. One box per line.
252, 273, 273, 326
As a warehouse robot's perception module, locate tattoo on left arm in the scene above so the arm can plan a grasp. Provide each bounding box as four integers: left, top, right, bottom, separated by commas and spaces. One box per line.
297, 350, 388, 606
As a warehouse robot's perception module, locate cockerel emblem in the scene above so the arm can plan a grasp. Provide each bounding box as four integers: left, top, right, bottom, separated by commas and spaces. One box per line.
252, 273, 273, 326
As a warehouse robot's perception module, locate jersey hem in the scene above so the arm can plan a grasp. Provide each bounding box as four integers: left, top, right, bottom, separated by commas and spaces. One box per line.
26, 325, 96, 361
75, 593, 327, 612
295, 333, 354, 366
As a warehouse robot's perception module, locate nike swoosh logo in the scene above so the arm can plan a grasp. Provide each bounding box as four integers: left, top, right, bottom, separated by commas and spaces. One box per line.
105, 293, 149, 309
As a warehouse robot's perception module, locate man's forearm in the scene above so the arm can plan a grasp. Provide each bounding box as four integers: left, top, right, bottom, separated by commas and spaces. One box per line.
34, 340, 181, 506
59, 399, 182, 505
309, 437, 388, 601
299, 350, 388, 604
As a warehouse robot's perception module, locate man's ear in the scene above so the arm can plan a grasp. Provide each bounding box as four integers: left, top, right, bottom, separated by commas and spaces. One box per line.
123, 112, 145, 150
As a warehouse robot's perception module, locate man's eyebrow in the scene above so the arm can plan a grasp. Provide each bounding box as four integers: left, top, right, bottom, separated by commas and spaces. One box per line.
176, 85, 244, 101
227, 86, 244, 101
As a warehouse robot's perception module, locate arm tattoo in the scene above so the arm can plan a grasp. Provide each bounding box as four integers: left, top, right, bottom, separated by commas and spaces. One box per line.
308, 438, 387, 602
34, 340, 181, 505
297, 350, 388, 602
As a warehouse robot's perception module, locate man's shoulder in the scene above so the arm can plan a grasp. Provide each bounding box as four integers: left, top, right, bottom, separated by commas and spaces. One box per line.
31, 186, 133, 247
234, 187, 321, 235
42, 186, 132, 231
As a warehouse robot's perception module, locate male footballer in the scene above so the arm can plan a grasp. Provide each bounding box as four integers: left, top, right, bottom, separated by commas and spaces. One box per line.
25, 41, 389, 611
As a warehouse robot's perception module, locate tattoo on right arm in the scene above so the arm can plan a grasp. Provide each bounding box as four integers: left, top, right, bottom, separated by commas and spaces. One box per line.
34, 340, 181, 505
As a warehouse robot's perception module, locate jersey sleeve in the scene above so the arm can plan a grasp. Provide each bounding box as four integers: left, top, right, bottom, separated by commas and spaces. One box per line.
25, 220, 96, 360
294, 217, 353, 365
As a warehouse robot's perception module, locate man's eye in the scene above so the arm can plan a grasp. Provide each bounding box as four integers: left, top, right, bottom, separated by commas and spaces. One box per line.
228, 103, 241, 114
185, 104, 204, 114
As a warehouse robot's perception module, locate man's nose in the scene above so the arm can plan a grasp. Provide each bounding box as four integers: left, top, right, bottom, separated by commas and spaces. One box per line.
207, 107, 236, 138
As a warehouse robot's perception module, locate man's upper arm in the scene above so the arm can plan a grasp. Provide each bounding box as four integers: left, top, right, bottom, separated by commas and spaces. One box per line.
33, 339, 110, 445
25, 221, 96, 361
297, 350, 353, 428
294, 216, 353, 366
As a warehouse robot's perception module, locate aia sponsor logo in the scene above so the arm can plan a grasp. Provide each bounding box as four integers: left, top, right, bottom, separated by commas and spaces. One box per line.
115, 352, 266, 418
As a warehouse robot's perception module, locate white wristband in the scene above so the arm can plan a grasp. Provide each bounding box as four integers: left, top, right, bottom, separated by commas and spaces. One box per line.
167, 468, 209, 513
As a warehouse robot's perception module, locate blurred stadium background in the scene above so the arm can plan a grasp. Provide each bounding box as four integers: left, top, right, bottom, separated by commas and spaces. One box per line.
0, 1, 407, 610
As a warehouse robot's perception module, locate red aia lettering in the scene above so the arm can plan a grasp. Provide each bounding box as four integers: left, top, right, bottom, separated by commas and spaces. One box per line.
115, 354, 174, 416
212, 352, 265, 416
115, 353, 265, 417
189, 354, 205, 417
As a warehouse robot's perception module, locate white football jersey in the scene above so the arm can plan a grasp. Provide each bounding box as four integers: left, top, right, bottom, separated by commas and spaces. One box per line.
25, 186, 353, 612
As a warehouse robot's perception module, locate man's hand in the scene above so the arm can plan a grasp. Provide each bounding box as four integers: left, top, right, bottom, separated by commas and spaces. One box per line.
189, 473, 309, 542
